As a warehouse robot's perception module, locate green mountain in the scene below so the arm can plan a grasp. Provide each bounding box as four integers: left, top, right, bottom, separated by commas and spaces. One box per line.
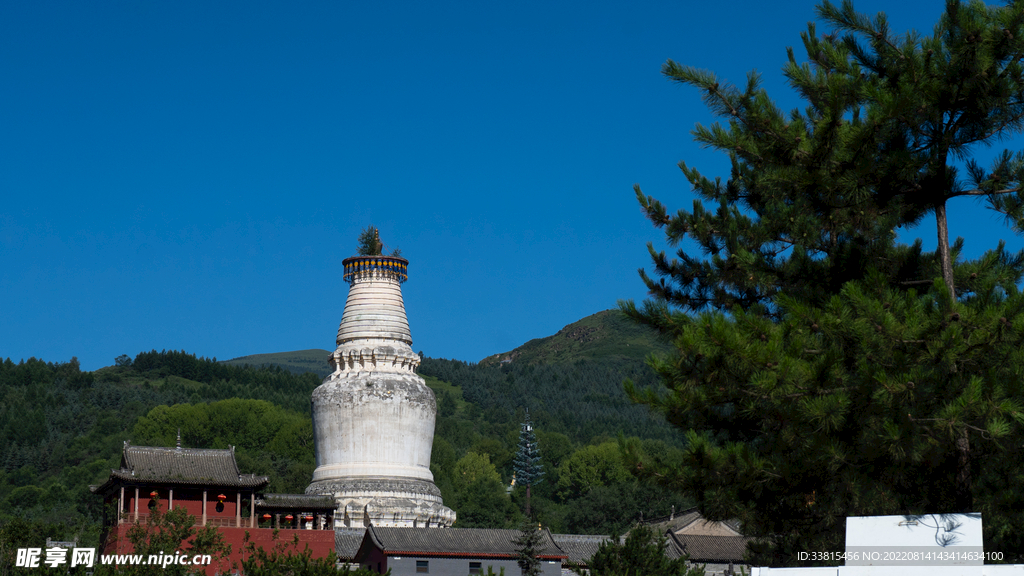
222, 348, 332, 377
217, 309, 677, 444
221, 310, 672, 376
0, 309, 685, 543
479, 309, 673, 366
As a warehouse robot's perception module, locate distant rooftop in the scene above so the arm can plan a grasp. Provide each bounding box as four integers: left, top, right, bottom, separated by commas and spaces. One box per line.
645, 507, 751, 564
91, 441, 269, 493
550, 534, 614, 565
336, 528, 366, 561
667, 532, 751, 564
360, 527, 566, 560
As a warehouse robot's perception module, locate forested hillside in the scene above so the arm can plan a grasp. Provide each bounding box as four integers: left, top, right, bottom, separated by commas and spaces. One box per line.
0, 311, 688, 554
0, 352, 323, 550
419, 357, 677, 444
221, 349, 333, 378
479, 309, 674, 366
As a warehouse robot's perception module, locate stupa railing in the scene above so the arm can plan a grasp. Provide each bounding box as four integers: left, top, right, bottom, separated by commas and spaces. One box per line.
341, 255, 408, 283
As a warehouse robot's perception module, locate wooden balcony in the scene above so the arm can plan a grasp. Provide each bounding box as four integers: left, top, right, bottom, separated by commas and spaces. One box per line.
118, 512, 251, 528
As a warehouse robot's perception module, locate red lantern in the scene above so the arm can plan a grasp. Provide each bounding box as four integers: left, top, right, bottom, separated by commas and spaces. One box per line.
304, 515, 313, 521
149, 491, 158, 497
285, 514, 293, 521
262, 514, 271, 520
217, 493, 227, 502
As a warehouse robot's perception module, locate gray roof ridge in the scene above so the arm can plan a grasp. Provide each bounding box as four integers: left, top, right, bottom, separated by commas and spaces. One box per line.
643, 506, 699, 526
127, 445, 234, 454
366, 526, 566, 559
551, 534, 611, 540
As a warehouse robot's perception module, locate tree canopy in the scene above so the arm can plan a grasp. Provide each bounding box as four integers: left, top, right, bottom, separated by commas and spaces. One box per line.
585, 526, 704, 576
355, 226, 401, 257
622, 0, 1024, 565
95, 504, 231, 576
513, 521, 544, 576
513, 411, 544, 517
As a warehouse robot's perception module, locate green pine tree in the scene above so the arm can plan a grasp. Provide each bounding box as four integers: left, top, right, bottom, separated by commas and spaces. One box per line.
355, 225, 402, 257
513, 520, 543, 576
814, 0, 1024, 301
621, 0, 1024, 565
513, 410, 544, 517
356, 226, 383, 256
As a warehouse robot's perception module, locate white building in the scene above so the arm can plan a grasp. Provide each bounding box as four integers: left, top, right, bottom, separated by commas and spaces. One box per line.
752, 514, 1021, 576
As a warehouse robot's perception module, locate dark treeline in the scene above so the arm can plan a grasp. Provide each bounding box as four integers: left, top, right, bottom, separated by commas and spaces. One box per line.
128, 349, 322, 412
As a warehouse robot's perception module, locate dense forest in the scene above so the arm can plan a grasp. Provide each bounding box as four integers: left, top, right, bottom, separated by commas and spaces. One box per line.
419, 356, 680, 444
0, 352, 323, 551
0, 338, 687, 559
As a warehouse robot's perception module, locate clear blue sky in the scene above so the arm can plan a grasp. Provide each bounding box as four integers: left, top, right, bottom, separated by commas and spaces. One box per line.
2, 0, 1020, 371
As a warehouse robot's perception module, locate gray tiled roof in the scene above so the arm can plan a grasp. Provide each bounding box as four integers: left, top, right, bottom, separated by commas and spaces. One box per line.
549, 534, 612, 565
664, 531, 687, 560
646, 507, 744, 536
668, 533, 752, 563
91, 443, 269, 493
256, 493, 336, 510
645, 508, 702, 531
363, 527, 567, 560
335, 528, 367, 560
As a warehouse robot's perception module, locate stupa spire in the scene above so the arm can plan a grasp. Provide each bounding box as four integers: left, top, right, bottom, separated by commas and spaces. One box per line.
334, 255, 413, 348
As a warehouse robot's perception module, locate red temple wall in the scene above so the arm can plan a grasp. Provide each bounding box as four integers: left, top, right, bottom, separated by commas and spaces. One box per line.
101, 525, 335, 576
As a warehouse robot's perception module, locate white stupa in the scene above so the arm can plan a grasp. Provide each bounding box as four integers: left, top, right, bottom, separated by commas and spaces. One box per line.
306, 250, 455, 528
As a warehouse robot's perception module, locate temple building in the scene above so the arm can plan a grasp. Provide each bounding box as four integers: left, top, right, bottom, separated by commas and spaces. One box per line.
354, 527, 566, 575
91, 439, 336, 575
306, 253, 456, 527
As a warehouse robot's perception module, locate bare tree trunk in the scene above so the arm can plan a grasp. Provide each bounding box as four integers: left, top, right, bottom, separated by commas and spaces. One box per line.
956, 430, 972, 512
526, 484, 532, 518
935, 201, 955, 302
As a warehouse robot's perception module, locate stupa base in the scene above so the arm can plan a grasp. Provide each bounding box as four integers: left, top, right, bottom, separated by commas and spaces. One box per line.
306, 477, 456, 527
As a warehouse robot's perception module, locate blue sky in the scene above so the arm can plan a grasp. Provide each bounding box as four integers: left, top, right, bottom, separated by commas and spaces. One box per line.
2, 0, 1020, 371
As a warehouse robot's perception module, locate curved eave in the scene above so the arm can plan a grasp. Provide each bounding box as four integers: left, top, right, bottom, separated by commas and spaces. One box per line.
90, 472, 269, 495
